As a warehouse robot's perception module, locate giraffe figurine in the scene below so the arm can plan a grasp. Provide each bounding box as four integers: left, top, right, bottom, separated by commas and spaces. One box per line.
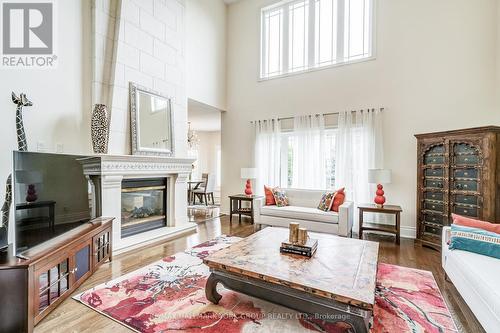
12, 92, 33, 152
1, 93, 32, 232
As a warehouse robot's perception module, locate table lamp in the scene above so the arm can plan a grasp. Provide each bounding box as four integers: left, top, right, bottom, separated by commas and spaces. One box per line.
240, 168, 257, 196
368, 169, 392, 208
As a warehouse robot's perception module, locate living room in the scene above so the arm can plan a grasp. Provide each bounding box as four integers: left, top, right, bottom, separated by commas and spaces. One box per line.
0, 0, 499, 332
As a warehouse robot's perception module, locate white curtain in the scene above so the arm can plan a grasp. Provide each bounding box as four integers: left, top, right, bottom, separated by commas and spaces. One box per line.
335, 109, 384, 205
291, 115, 326, 189
254, 119, 281, 194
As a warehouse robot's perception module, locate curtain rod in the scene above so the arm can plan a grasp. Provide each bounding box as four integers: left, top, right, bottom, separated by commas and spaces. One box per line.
250, 107, 385, 123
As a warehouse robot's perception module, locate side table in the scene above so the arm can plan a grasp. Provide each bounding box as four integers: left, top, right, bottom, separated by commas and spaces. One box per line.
228, 194, 263, 224
358, 204, 402, 244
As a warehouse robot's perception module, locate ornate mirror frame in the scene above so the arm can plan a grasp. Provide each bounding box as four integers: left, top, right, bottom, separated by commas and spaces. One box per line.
129, 82, 175, 156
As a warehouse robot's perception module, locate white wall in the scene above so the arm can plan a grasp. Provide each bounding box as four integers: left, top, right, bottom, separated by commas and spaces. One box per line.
192, 131, 221, 182
186, 0, 227, 110
0, 0, 92, 204
223, 0, 500, 237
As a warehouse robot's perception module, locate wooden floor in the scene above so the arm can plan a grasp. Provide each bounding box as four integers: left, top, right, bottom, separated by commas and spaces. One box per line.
35, 216, 483, 333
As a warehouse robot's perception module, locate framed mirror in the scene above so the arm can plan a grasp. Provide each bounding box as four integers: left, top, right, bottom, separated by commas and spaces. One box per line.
130, 82, 174, 156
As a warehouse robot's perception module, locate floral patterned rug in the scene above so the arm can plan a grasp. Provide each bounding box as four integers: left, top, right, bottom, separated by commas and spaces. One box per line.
73, 236, 457, 333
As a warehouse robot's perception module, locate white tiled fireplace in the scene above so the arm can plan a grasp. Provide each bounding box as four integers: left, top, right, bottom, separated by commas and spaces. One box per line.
79, 154, 196, 254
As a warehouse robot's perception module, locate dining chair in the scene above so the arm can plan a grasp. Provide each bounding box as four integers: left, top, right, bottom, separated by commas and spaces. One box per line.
192, 173, 216, 205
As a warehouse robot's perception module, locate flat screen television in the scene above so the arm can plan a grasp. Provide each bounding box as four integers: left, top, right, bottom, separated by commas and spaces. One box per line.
13, 151, 95, 254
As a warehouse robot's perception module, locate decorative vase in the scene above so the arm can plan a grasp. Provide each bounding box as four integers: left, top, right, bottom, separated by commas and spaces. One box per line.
244, 179, 253, 196
26, 184, 38, 202
91, 104, 110, 154
374, 184, 386, 207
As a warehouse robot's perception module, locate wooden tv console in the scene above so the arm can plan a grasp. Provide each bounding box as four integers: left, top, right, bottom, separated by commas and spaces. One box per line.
0, 217, 113, 333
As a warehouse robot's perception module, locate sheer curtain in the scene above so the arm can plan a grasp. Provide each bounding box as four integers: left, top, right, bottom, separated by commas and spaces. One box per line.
335, 109, 384, 206
291, 115, 326, 189
254, 119, 281, 194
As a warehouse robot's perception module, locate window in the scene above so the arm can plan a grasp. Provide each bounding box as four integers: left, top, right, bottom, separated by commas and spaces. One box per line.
260, 0, 374, 79
280, 128, 337, 188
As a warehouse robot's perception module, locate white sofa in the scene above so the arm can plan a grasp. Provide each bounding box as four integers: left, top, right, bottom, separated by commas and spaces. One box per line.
254, 188, 354, 237
442, 226, 500, 333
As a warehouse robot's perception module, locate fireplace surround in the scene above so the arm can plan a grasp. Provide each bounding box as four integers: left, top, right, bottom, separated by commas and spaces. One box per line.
79, 155, 196, 253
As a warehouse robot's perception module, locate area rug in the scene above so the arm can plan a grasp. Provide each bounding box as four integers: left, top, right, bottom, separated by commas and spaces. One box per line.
73, 236, 457, 333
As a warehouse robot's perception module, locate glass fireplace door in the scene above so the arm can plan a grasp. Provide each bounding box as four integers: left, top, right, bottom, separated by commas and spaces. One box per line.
121, 178, 167, 238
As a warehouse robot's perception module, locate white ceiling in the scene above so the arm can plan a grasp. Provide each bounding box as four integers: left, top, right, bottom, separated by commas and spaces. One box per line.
224, 0, 243, 4
188, 99, 222, 132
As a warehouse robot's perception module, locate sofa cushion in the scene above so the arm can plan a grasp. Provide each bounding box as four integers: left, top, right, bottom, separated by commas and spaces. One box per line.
317, 192, 335, 211
260, 205, 339, 224
452, 213, 500, 234
447, 248, 500, 320
272, 188, 289, 207
450, 224, 500, 259
264, 185, 276, 206
331, 188, 346, 212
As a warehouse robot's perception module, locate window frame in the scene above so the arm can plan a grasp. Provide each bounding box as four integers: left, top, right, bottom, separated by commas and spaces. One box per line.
259, 0, 377, 81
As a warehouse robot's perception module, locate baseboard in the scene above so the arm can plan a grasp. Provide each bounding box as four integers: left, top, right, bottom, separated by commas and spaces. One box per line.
400, 226, 416, 239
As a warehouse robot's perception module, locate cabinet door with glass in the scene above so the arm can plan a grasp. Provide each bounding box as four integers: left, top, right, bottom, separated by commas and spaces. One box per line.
70, 239, 93, 290
93, 227, 112, 269
33, 255, 71, 323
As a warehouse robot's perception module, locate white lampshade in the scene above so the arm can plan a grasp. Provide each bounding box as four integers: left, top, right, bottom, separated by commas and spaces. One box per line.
241, 168, 257, 179
368, 169, 392, 184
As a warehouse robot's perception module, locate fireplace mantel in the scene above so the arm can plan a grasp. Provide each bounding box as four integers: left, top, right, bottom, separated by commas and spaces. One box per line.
79, 155, 196, 253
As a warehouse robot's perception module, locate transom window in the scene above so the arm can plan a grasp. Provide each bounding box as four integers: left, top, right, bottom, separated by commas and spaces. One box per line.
260, 0, 374, 79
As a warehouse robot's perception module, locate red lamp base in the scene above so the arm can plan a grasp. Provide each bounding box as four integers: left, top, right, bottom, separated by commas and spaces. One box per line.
374, 184, 386, 208
244, 179, 253, 196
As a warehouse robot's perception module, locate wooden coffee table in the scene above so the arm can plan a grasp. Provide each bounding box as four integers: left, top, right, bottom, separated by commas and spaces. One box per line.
203, 227, 379, 332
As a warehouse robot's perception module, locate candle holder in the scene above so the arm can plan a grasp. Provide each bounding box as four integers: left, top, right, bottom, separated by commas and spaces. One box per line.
297, 228, 308, 245
289, 222, 299, 243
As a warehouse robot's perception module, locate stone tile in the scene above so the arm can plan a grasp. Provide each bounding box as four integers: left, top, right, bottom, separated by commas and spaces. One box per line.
117, 41, 140, 69
121, 0, 140, 26
125, 22, 154, 55
154, 0, 176, 30
140, 52, 165, 79
124, 66, 154, 88
153, 39, 176, 65
111, 86, 129, 110
140, 10, 165, 41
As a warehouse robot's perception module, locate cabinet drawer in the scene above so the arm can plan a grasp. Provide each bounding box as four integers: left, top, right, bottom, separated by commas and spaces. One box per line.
424, 155, 444, 165
423, 223, 442, 236
425, 179, 444, 189
453, 205, 479, 218
424, 191, 444, 201
423, 213, 444, 225
424, 201, 444, 212
453, 180, 478, 192
455, 154, 479, 165
454, 168, 478, 179
453, 195, 478, 206
425, 168, 444, 177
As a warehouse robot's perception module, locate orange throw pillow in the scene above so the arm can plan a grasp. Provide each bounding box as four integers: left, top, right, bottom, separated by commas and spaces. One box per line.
264, 185, 276, 206
452, 214, 500, 234
331, 188, 346, 212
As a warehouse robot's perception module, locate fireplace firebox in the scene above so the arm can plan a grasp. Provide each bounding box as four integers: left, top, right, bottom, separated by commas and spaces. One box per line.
121, 178, 167, 238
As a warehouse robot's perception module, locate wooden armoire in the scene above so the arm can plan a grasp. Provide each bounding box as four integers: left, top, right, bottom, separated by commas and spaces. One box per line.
415, 126, 500, 249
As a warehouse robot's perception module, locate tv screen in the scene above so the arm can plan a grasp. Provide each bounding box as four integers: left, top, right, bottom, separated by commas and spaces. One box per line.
13, 151, 94, 254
